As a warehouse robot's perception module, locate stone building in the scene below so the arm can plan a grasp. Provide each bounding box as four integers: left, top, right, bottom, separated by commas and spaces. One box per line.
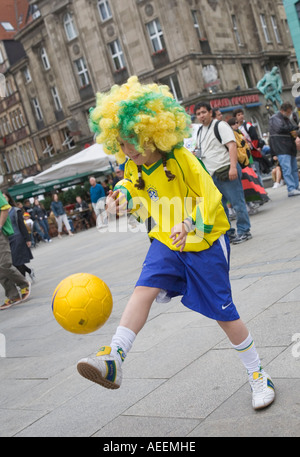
0, 0, 38, 188
0, 0, 298, 188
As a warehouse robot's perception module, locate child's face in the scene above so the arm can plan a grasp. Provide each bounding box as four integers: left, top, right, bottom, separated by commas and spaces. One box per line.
118, 138, 160, 166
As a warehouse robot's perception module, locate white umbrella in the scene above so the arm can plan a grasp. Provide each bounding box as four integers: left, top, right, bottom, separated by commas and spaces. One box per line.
33, 143, 116, 184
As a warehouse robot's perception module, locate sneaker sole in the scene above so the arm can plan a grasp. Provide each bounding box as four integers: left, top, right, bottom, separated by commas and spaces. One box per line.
77, 361, 120, 389
253, 395, 275, 410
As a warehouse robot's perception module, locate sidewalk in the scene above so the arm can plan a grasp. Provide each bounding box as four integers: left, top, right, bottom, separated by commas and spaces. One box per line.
0, 185, 300, 437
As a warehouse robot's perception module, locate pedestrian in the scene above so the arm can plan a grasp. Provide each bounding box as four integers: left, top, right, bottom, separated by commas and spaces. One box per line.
194, 102, 252, 244
233, 108, 264, 187
112, 166, 124, 187
23, 211, 36, 247
212, 108, 223, 121
2, 191, 35, 281
227, 117, 268, 210
269, 102, 300, 197
50, 193, 74, 238
0, 191, 31, 310
32, 198, 52, 242
77, 76, 275, 411
89, 176, 108, 228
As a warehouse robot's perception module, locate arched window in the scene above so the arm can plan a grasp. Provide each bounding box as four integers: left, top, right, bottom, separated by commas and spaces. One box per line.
63, 12, 77, 41
41, 47, 50, 70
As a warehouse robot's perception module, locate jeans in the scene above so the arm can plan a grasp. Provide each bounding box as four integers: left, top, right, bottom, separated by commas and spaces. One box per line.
277, 154, 299, 193
213, 164, 251, 236
39, 219, 51, 240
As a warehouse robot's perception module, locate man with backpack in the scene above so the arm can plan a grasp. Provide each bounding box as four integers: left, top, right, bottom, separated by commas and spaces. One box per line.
194, 102, 252, 244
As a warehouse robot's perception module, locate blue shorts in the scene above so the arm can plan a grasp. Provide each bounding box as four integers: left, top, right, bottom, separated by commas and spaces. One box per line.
136, 236, 239, 322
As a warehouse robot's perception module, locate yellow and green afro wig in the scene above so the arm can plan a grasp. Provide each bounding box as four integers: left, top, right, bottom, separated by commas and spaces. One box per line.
89, 76, 192, 164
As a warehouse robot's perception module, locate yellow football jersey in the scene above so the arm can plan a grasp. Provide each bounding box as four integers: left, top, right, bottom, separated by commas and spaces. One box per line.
124, 147, 230, 252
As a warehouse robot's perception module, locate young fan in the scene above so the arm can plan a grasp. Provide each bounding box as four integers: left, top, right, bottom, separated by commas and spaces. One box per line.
77, 76, 275, 410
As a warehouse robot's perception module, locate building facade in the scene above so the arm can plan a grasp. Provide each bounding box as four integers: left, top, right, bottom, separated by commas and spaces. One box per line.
0, 0, 298, 189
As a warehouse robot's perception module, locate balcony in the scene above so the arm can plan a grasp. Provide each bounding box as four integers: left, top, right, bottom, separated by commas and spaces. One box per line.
79, 84, 94, 101
200, 39, 212, 55
151, 49, 170, 68
113, 67, 129, 85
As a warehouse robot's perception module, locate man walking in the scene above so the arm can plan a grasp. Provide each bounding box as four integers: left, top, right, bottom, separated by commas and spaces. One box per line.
0, 191, 31, 310
269, 102, 300, 197
194, 102, 252, 244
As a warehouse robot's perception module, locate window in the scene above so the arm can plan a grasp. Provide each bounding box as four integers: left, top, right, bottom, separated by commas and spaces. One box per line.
41, 47, 50, 70
5, 79, 14, 96
242, 64, 253, 88
2, 153, 10, 173
18, 108, 25, 127
24, 142, 35, 165
159, 74, 183, 102
147, 19, 166, 53
61, 128, 75, 150
108, 39, 125, 71
3, 115, 12, 134
51, 86, 62, 111
23, 66, 31, 83
0, 22, 14, 31
97, 0, 112, 22
232, 15, 243, 46
191, 11, 202, 39
74, 57, 90, 87
32, 97, 43, 121
260, 14, 271, 43
41, 136, 54, 157
271, 16, 281, 44
63, 13, 77, 41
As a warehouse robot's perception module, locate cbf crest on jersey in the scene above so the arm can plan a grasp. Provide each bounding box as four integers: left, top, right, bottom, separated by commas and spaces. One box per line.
147, 186, 159, 202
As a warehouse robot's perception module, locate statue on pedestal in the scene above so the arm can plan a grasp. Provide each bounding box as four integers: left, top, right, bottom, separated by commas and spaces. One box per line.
257, 66, 283, 112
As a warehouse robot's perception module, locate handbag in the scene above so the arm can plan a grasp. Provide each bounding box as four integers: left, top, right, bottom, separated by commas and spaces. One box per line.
214, 165, 230, 181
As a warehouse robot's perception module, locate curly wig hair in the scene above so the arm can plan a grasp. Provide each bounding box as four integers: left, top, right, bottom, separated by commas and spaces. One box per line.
89, 76, 192, 165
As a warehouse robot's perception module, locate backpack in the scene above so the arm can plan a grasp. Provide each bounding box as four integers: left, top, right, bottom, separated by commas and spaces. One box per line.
213, 120, 250, 168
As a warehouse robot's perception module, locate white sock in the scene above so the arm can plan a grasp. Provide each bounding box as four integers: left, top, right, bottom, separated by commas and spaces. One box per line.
231, 333, 261, 375
110, 326, 136, 363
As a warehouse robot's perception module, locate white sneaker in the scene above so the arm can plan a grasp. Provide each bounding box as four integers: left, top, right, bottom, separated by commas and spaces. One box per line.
288, 189, 300, 197
272, 182, 280, 189
29, 269, 36, 283
249, 368, 275, 410
77, 346, 122, 389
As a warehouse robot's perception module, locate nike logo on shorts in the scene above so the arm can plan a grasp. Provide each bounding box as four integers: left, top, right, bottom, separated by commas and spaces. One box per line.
222, 302, 233, 310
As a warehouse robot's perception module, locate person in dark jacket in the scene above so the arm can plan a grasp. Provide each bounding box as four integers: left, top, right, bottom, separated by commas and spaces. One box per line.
32, 198, 52, 241
269, 102, 300, 197
2, 191, 35, 281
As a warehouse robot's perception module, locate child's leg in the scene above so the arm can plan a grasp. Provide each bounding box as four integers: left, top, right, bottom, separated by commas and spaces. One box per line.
109, 286, 160, 361
77, 286, 160, 388
217, 319, 260, 373
119, 286, 160, 334
218, 319, 275, 410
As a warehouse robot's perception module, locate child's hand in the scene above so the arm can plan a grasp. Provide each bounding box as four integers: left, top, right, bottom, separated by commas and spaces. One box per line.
170, 222, 190, 252
106, 190, 128, 215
